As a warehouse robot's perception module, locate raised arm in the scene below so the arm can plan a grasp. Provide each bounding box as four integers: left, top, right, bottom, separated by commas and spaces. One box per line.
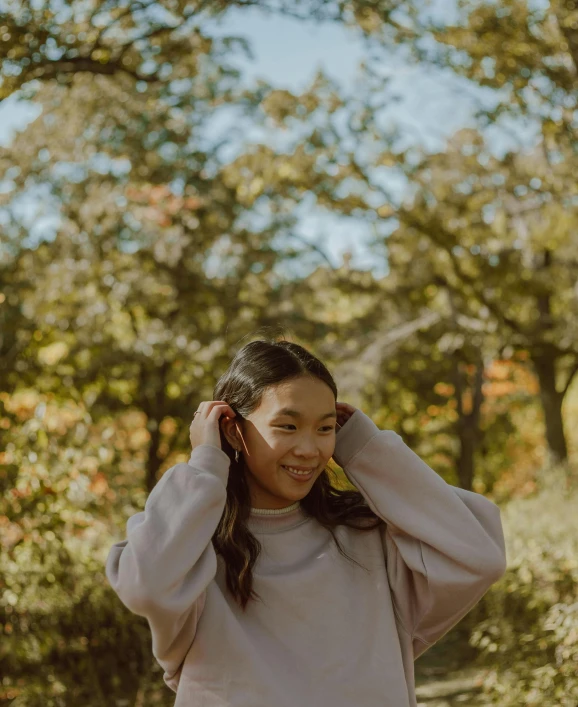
333, 408, 507, 659
105, 444, 230, 690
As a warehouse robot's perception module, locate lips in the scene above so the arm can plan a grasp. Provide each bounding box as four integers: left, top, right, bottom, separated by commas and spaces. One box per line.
282, 465, 316, 482
281, 465, 316, 471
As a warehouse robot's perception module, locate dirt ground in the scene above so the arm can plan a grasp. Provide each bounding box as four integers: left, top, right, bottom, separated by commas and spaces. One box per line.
415, 666, 488, 706
414, 631, 490, 706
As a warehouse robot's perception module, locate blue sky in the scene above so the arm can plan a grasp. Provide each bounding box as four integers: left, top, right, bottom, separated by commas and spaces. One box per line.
216, 8, 475, 149
0, 7, 487, 274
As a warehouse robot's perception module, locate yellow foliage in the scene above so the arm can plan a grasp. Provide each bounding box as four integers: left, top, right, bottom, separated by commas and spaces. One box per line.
470, 470, 578, 704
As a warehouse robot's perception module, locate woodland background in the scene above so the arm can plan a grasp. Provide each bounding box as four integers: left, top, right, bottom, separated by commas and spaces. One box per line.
1, 0, 578, 705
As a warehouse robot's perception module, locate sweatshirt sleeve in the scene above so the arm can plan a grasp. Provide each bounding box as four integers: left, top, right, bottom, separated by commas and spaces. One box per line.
105, 444, 230, 691
332, 410, 507, 660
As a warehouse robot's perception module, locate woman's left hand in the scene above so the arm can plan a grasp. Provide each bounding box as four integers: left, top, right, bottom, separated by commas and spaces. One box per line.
336, 402, 357, 430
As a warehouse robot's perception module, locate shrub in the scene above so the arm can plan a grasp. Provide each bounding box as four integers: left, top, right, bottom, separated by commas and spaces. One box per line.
467, 468, 578, 705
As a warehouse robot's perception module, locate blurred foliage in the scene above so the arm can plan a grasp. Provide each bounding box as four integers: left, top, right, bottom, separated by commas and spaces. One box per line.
244, 67, 578, 467
0, 392, 156, 705
1, 0, 578, 703
385, 128, 578, 467
0, 0, 419, 101
382, 0, 578, 463
463, 468, 578, 705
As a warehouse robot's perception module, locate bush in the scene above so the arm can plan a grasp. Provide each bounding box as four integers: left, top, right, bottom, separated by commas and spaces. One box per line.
0, 394, 172, 705
467, 468, 578, 705
1, 548, 159, 706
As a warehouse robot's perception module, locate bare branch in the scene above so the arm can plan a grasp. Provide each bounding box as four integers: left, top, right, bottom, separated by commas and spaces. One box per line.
286, 231, 336, 270
27, 56, 161, 83
562, 361, 578, 397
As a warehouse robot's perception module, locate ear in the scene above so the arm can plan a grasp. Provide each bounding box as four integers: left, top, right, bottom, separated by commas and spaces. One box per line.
220, 415, 242, 449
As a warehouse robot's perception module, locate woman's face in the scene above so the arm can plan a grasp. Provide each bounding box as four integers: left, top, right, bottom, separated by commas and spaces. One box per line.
224, 375, 337, 510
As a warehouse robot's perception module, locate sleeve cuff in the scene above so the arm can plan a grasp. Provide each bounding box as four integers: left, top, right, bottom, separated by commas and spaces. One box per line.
187, 444, 231, 486
332, 409, 383, 468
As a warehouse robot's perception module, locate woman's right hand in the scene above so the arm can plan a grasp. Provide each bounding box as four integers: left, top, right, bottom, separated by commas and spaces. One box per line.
189, 401, 236, 453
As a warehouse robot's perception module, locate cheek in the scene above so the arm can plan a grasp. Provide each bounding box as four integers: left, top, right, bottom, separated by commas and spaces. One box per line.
324, 436, 336, 457
254, 431, 336, 458
253, 431, 289, 456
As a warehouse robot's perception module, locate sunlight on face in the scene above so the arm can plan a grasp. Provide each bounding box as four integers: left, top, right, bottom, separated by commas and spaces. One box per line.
240, 375, 337, 510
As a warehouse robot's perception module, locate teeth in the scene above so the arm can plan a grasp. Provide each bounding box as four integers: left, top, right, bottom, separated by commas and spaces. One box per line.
283, 465, 314, 475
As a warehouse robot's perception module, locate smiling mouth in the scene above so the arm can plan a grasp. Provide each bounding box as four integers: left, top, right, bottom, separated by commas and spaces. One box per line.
281, 465, 316, 479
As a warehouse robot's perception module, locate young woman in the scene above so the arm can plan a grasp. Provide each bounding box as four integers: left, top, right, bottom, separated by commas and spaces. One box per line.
106, 338, 507, 707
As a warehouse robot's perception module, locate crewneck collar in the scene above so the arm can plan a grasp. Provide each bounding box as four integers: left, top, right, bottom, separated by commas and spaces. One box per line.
251, 501, 300, 516
248, 501, 309, 534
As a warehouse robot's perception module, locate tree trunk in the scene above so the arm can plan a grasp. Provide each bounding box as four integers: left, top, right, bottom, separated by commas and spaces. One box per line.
141, 361, 169, 493
533, 251, 568, 464
145, 418, 162, 494
456, 426, 476, 491
532, 352, 568, 464
453, 354, 485, 491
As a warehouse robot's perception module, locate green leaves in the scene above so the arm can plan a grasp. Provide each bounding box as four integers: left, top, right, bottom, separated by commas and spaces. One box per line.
467, 472, 578, 704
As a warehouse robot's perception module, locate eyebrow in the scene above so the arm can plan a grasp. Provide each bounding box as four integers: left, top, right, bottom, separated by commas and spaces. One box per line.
272, 408, 337, 421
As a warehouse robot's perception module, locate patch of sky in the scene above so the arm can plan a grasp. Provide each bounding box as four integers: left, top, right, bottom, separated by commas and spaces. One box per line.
0, 95, 42, 146
271, 210, 387, 280
7, 183, 61, 250
44, 36, 66, 61
205, 7, 367, 92
168, 78, 194, 96
51, 162, 88, 183
370, 167, 407, 208
482, 203, 497, 225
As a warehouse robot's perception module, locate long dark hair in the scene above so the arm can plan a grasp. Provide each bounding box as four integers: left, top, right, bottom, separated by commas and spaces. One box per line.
212, 335, 384, 610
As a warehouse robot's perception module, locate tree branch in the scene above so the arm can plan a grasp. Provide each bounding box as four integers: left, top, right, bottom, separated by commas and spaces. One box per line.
27, 56, 160, 83
562, 360, 578, 397
286, 231, 336, 270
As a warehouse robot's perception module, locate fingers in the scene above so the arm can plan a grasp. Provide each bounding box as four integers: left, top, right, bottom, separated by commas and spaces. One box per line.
208, 404, 236, 421
191, 401, 236, 423
336, 402, 356, 414
335, 402, 356, 430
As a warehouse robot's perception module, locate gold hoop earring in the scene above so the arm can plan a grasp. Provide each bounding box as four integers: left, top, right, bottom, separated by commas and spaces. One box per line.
235, 449, 239, 463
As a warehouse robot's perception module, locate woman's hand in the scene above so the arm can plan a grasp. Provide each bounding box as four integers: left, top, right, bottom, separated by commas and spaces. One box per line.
189, 401, 236, 452
335, 402, 357, 431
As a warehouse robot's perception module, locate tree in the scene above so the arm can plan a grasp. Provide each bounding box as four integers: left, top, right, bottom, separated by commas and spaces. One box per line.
250, 61, 578, 465
0, 0, 419, 101
387, 128, 578, 466
377, 0, 578, 464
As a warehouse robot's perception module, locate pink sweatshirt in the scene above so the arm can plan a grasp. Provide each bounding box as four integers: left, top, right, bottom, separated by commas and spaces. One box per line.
106, 409, 507, 707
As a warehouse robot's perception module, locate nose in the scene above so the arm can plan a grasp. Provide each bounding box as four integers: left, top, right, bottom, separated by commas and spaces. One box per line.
293, 436, 320, 459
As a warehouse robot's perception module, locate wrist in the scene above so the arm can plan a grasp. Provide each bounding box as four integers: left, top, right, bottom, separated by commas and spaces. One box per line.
188, 444, 231, 485
333, 410, 380, 468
